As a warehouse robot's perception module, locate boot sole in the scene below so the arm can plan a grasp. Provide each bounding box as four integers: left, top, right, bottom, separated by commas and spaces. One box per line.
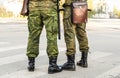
77, 64, 88, 68
62, 68, 76, 71
48, 70, 62, 74
28, 67, 35, 72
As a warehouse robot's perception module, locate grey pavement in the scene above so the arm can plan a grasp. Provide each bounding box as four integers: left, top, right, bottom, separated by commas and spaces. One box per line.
0, 18, 120, 78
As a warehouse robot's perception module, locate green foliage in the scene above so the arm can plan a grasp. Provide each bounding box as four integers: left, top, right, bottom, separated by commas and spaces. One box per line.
88, 9, 96, 18
113, 6, 120, 18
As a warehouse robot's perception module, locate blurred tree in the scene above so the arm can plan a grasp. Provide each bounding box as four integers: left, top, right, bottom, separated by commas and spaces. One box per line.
113, 6, 120, 18
88, 0, 93, 10
88, 0, 96, 18
0, 7, 13, 17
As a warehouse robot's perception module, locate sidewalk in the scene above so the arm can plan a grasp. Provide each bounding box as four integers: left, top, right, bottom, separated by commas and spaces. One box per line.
0, 18, 120, 29
87, 18, 120, 28
0, 18, 27, 23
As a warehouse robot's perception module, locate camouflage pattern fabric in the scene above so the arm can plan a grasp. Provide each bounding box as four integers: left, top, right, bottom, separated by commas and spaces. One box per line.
26, 1, 59, 58
63, 0, 89, 55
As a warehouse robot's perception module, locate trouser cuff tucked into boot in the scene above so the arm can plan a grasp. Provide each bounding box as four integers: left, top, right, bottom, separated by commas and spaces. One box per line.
77, 52, 88, 68
48, 57, 62, 74
62, 54, 76, 71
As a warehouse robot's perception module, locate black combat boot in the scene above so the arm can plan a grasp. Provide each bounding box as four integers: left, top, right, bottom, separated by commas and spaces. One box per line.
28, 57, 35, 71
48, 57, 62, 74
62, 54, 76, 71
77, 52, 88, 68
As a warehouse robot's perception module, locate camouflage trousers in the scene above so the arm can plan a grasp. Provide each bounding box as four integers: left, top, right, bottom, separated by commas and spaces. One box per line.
26, 1, 59, 58
63, 7, 89, 55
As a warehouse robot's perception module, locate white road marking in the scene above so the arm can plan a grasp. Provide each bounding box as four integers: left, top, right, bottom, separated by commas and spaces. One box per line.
0, 51, 46, 66
0, 54, 26, 66
95, 65, 120, 78
0, 67, 46, 78
0, 45, 26, 52
89, 51, 112, 60
0, 48, 114, 78
0, 48, 66, 66
0, 42, 10, 45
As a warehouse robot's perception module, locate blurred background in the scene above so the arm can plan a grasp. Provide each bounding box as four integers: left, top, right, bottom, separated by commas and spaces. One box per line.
0, 0, 120, 19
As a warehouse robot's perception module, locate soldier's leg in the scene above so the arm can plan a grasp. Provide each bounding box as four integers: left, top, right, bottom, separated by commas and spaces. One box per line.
27, 11, 43, 71
44, 14, 62, 74
62, 16, 76, 71
75, 23, 89, 67
64, 17, 76, 55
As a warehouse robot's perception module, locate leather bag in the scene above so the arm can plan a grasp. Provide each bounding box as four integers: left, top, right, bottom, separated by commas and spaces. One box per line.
71, 1, 88, 24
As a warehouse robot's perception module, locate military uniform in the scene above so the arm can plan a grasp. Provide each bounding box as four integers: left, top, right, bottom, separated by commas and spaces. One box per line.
62, 0, 89, 70
26, 0, 62, 73
27, 0, 58, 58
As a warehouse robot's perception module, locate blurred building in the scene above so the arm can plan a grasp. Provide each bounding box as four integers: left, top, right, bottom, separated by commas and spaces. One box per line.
90, 0, 120, 18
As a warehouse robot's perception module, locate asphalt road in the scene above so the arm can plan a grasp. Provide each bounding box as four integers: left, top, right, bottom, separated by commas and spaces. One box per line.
0, 18, 120, 78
